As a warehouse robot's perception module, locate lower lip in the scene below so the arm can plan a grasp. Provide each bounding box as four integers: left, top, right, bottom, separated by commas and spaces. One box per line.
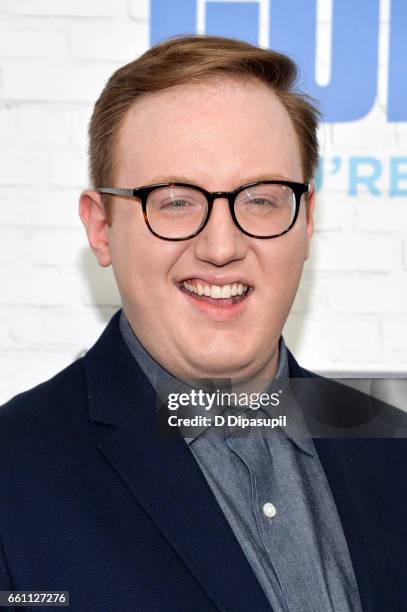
178, 285, 253, 321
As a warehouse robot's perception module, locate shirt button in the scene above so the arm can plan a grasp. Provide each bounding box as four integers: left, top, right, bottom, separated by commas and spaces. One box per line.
262, 502, 277, 518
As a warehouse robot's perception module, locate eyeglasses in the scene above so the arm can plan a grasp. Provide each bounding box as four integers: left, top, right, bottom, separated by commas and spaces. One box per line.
97, 179, 309, 241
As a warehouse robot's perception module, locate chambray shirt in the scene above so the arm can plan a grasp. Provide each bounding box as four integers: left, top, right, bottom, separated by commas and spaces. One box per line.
119, 310, 363, 612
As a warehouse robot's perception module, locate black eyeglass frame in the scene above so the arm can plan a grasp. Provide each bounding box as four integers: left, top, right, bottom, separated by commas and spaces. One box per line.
96, 179, 309, 241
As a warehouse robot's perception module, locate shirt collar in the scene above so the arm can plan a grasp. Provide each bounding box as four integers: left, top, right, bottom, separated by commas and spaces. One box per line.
119, 309, 314, 456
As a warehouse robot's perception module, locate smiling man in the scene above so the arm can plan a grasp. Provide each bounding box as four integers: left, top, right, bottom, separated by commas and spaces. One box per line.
0, 35, 406, 611
83, 60, 313, 386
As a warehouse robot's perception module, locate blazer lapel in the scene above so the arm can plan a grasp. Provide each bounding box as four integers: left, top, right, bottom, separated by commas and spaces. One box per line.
83, 310, 272, 612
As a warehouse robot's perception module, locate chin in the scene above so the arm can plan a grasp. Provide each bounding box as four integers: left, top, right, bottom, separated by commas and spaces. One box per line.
189, 346, 252, 378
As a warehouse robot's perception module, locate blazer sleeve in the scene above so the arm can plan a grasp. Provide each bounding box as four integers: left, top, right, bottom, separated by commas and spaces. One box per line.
0, 532, 12, 590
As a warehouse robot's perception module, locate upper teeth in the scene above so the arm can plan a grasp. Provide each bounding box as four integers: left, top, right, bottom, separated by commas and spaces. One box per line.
182, 281, 248, 299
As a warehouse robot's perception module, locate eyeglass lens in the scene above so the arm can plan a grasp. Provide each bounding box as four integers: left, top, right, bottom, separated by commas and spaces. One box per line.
146, 183, 296, 239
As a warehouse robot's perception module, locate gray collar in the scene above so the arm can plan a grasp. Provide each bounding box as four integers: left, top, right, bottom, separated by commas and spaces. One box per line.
119, 309, 314, 456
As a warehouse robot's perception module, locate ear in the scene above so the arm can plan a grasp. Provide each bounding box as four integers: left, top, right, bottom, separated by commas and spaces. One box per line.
304, 181, 315, 260
79, 189, 111, 267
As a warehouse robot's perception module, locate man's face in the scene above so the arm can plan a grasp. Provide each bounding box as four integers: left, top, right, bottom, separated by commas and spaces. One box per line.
82, 77, 314, 382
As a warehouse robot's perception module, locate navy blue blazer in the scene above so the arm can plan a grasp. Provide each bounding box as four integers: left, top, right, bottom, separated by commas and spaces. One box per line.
0, 309, 406, 611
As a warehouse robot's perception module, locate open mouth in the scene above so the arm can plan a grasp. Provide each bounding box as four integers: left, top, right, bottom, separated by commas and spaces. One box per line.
178, 280, 253, 306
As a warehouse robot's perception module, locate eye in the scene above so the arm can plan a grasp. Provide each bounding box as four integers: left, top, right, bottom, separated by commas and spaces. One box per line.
250, 197, 277, 207
159, 198, 191, 209
242, 195, 280, 209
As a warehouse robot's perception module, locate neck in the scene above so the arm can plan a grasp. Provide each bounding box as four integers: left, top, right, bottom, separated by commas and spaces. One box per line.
121, 308, 283, 397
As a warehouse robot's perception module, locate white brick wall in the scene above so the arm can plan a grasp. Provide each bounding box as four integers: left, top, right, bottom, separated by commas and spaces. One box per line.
0, 0, 406, 403
0, 0, 121, 17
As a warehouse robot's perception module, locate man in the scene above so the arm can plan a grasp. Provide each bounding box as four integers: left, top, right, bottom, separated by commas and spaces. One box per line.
0, 35, 406, 611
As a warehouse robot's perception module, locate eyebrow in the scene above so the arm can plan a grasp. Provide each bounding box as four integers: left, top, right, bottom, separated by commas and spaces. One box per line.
144, 173, 292, 187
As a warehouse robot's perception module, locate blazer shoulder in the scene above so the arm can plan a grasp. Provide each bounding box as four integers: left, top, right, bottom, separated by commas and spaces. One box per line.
285, 346, 317, 378
286, 347, 407, 452
0, 358, 88, 448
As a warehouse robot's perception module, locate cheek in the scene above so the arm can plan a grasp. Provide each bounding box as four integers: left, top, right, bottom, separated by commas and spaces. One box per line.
127, 238, 185, 294
257, 234, 308, 302
110, 212, 182, 289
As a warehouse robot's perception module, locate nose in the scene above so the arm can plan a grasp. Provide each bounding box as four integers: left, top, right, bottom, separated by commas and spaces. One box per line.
193, 196, 246, 266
